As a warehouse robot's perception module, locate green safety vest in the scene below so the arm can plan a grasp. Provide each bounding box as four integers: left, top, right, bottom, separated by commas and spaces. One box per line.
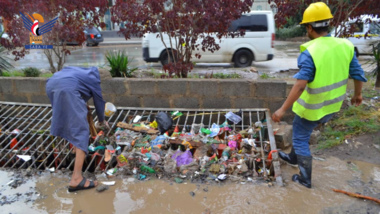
292, 36, 354, 121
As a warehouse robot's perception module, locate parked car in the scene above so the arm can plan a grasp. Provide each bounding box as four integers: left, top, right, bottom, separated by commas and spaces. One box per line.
66, 27, 104, 46
331, 15, 380, 57
142, 10, 275, 67
84, 27, 104, 46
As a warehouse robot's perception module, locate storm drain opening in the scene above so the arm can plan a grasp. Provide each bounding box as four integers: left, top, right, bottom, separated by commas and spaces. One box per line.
0, 101, 282, 186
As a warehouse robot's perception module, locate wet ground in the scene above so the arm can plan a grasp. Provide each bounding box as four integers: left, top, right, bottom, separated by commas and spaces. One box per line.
1, 138, 379, 214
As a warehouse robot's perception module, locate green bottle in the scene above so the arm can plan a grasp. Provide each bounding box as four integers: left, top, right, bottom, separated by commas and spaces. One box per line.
140, 165, 155, 173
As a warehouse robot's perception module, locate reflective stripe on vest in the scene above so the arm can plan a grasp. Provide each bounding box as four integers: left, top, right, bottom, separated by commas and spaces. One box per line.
292, 37, 354, 121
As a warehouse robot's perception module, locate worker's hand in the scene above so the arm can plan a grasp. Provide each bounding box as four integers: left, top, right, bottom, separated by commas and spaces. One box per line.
351, 94, 363, 106
96, 121, 110, 132
272, 108, 285, 123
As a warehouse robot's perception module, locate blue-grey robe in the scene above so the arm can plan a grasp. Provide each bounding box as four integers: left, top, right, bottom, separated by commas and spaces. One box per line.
46, 66, 105, 153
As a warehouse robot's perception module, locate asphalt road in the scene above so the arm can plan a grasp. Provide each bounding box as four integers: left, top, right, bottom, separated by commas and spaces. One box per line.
8, 41, 374, 73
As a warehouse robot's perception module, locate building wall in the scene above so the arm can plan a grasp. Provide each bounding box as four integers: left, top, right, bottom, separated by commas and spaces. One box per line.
251, 0, 271, 10
251, 0, 277, 15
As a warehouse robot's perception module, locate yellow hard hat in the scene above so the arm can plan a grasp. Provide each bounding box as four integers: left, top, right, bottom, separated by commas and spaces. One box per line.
300, 2, 333, 25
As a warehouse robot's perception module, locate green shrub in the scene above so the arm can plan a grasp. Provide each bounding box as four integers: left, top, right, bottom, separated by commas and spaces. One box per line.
22, 67, 41, 77
105, 50, 138, 77
275, 25, 306, 40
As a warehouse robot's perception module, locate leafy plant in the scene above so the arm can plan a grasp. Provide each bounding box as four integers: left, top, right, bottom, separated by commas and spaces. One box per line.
0, 44, 14, 76
22, 67, 41, 77
105, 50, 138, 78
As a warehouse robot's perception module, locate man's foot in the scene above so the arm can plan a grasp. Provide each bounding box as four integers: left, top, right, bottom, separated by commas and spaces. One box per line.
68, 177, 98, 192
292, 155, 312, 189
292, 174, 311, 188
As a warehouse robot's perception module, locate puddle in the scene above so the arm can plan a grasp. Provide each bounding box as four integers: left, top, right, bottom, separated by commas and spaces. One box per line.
1, 157, 379, 213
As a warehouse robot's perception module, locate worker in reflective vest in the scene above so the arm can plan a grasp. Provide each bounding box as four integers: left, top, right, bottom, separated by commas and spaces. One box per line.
271, 2, 367, 188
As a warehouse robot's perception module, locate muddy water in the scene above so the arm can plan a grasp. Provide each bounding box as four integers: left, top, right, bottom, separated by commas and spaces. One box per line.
1, 157, 379, 214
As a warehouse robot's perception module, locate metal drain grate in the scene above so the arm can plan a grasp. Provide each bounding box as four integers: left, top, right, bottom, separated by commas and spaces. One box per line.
0, 101, 282, 185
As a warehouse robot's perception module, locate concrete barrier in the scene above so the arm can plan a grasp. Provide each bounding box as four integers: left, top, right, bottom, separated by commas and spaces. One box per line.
0, 77, 294, 122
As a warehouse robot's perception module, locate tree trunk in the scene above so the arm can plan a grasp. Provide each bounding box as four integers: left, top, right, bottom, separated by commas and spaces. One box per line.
44, 49, 57, 73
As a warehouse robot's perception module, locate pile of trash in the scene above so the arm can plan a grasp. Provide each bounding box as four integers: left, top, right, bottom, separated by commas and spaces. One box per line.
89, 111, 277, 184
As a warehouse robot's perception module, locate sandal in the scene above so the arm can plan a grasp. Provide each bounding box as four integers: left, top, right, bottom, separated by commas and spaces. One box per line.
68, 177, 96, 192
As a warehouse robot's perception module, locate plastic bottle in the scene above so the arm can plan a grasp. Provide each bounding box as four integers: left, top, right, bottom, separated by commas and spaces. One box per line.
222, 147, 231, 160
140, 165, 156, 173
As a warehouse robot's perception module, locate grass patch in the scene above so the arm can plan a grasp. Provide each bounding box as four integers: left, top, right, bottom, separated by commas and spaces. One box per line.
146, 71, 241, 79
318, 105, 380, 149
0, 70, 53, 78
40, 73, 53, 78
208, 72, 240, 79
187, 73, 200, 79
146, 69, 173, 78
0, 71, 24, 77
361, 88, 379, 99
260, 73, 271, 79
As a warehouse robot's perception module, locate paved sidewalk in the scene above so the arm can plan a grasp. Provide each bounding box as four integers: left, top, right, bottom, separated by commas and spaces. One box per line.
101, 37, 142, 45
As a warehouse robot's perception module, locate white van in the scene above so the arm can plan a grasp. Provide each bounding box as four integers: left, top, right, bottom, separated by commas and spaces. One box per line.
142, 10, 275, 67
331, 15, 380, 56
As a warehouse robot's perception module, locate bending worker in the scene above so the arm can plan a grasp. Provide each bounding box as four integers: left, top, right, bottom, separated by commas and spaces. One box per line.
46, 66, 108, 192
271, 2, 367, 188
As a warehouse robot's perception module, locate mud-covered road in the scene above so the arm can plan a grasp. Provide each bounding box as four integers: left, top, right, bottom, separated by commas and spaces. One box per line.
1, 135, 379, 214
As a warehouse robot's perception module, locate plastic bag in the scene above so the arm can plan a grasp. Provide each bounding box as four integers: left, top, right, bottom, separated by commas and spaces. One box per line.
172, 149, 193, 167
226, 110, 242, 125
209, 123, 220, 137
150, 135, 167, 148
155, 112, 173, 134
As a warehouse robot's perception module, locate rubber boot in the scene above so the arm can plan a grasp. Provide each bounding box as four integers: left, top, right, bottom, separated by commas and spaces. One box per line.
292, 155, 312, 188
278, 147, 297, 165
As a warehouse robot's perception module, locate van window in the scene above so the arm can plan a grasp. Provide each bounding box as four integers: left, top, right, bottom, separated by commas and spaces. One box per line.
349, 23, 363, 33
85, 27, 101, 34
229, 14, 268, 32
370, 22, 380, 34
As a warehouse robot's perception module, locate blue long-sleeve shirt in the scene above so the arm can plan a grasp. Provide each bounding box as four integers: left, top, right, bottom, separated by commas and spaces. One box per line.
46, 66, 105, 153
294, 39, 367, 83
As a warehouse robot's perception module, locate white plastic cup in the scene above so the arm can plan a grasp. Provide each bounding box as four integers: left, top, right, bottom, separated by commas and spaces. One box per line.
105, 102, 116, 117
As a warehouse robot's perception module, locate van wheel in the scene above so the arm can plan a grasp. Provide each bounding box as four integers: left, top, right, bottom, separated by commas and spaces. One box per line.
160, 51, 176, 66
234, 50, 253, 67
